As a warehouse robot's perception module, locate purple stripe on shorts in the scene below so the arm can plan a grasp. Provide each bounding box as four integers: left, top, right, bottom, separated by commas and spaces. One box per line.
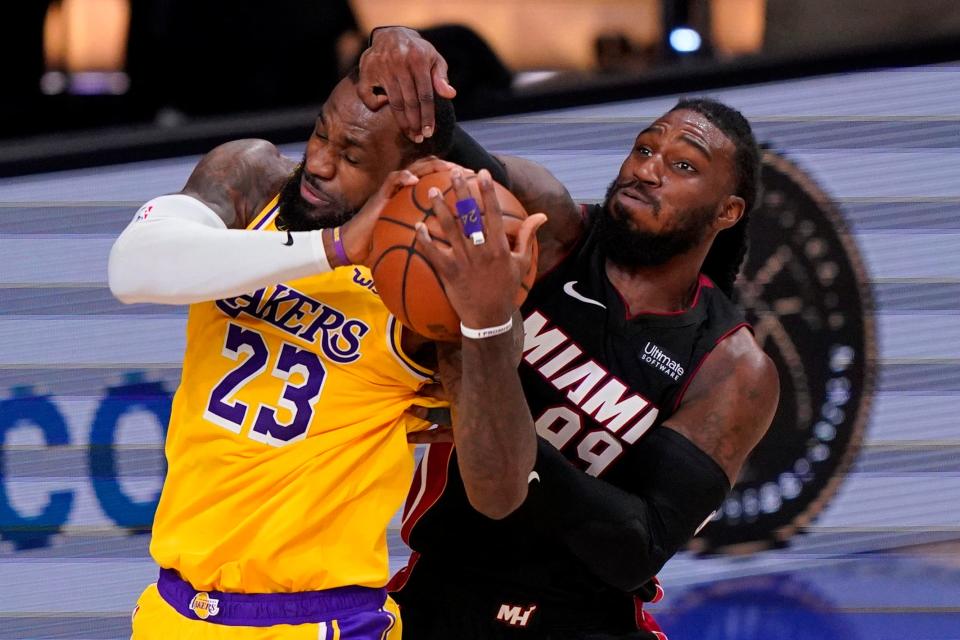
156, 569, 387, 627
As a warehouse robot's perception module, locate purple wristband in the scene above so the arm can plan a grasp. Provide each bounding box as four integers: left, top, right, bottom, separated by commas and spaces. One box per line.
333, 227, 350, 266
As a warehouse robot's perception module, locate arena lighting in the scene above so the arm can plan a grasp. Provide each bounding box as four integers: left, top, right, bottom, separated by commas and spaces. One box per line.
42, 0, 130, 95
669, 26, 703, 53
662, 0, 708, 58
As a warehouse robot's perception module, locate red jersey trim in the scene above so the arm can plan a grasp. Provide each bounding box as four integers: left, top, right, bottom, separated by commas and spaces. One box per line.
633, 596, 669, 638
387, 551, 420, 593
400, 443, 455, 544
649, 575, 665, 603
617, 273, 713, 320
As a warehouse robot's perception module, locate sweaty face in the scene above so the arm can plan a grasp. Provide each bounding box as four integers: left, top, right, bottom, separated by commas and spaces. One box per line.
277, 77, 407, 231
599, 109, 737, 267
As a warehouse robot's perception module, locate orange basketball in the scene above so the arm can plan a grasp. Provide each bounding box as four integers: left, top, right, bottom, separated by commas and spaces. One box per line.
367, 171, 538, 342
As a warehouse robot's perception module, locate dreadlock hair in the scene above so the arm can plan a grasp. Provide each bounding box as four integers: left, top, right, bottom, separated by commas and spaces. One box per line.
669, 98, 761, 297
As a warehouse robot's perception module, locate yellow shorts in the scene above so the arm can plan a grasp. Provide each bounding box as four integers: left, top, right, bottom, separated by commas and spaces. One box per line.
131, 583, 403, 640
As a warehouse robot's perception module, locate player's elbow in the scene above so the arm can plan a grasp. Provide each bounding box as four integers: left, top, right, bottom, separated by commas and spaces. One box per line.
107, 233, 153, 304
107, 238, 138, 304
565, 518, 668, 592
464, 482, 528, 520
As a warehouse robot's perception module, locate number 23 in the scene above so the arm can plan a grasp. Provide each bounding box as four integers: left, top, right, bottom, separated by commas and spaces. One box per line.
204, 323, 326, 446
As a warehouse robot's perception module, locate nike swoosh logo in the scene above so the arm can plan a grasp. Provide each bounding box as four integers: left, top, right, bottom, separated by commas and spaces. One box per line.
563, 281, 606, 309
282, 230, 294, 246
528, 471, 541, 485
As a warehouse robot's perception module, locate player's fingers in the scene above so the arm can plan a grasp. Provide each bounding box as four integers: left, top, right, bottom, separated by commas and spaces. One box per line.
477, 169, 507, 249
512, 213, 548, 259
356, 83, 380, 110
354, 171, 416, 227
356, 51, 382, 110
406, 157, 464, 178
450, 169, 472, 203
411, 64, 436, 139
406, 427, 454, 444
381, 76, 412, 138
432, 59, 457, 99
428, 187, 469, 255
395, 63, 424, 142
425, 161, 473, 179
450, 170, 487, 248
414, 221, 454, 271
379, 170, 419, 203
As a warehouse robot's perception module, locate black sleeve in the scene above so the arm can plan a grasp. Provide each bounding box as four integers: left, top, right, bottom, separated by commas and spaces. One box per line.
507, 428, 730, 592
444, 125, 511, 188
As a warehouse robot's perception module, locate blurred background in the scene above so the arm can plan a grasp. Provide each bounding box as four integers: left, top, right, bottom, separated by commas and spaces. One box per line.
4, 0, 960, 171
2, 1, 960, 639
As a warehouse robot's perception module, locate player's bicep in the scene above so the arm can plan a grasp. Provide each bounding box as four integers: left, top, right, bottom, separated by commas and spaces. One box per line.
663, 330, 779, 483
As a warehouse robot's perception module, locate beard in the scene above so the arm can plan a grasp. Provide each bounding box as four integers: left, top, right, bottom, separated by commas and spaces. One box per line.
597, 178, 715, 268
275, 156, 358, 231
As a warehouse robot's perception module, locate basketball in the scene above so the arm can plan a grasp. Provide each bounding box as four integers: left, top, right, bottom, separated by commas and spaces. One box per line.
367, 171, 538, 342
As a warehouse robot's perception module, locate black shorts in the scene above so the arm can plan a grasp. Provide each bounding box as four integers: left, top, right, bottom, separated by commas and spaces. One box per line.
398, 596, 663, 640
392, 559, 666, 640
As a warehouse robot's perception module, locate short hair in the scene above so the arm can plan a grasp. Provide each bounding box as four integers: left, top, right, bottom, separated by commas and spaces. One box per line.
344, 66, 456, 163
669, 97, 761, 296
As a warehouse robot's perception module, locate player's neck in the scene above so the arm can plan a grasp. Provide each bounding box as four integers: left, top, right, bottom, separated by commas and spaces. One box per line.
604, 253, 703, 315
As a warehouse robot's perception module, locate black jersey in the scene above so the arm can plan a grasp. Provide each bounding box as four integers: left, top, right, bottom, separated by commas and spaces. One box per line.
393, 206, 748, 630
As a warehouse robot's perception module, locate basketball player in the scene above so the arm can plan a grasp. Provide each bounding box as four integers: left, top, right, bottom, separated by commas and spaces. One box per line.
107, 27, 537, 639
390, 99, 781, 638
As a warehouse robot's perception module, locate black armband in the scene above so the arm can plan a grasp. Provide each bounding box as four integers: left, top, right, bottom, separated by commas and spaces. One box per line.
509, 428, 729, 592
445, 126, 511, 189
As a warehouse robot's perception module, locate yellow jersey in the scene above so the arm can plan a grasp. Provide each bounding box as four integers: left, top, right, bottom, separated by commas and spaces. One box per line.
150, 195, 441, 593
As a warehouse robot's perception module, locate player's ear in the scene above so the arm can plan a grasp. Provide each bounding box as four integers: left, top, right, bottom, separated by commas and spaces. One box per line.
716, 195, 745, 230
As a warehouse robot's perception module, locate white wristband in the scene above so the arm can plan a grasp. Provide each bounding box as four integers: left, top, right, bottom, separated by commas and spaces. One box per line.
460, 317, 513, 340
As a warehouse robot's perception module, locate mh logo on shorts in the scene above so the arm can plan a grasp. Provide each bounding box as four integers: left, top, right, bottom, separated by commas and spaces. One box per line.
496, 603, 537, 627
189, 592, 220, 619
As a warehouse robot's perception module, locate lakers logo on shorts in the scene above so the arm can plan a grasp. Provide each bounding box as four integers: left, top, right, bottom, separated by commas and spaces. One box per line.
189, 592, 220, 619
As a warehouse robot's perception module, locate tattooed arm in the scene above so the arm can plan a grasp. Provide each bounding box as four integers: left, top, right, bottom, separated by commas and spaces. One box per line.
498, 327, 778, 591
109, 139, 451, 305
663, 327, 779, 483
181, 139, 294, 229
414, 170, 545, 519
441, 314, 535, 518
107, 140, 322, 305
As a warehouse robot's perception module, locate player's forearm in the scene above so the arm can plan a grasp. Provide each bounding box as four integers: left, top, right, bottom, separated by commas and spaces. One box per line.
455, 329, 537, 520
445, 126, 510, 187
108, 195, 332, 305
509, 430, 729, 591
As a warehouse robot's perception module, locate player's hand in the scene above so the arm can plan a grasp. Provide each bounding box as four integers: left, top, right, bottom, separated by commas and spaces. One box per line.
357, 26, 457, 143
416, 169, 547, 329
339, 157, 469, 266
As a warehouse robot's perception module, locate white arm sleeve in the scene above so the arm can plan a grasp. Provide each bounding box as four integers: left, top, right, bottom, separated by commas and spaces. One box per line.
107, 194, 332, 305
